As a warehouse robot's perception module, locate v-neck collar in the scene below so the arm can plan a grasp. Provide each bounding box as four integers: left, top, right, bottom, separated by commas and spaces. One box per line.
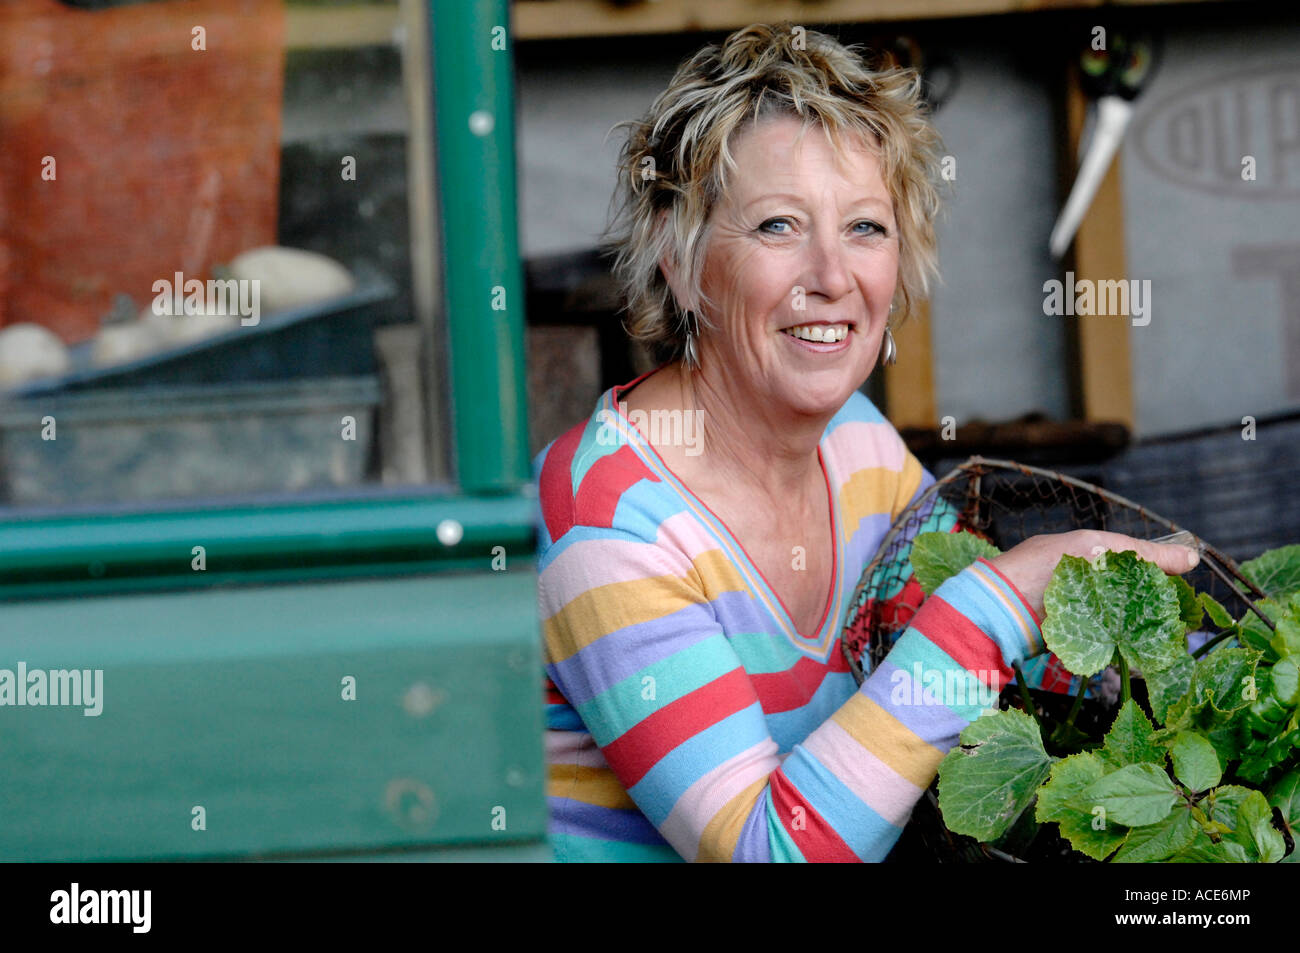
604, 367, 845, 659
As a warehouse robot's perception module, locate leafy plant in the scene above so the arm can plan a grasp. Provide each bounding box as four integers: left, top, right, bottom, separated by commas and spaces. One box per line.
910, 531, 1300, 862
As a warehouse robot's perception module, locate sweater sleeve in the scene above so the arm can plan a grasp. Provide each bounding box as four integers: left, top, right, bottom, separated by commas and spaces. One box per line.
540, 514, 1047, 863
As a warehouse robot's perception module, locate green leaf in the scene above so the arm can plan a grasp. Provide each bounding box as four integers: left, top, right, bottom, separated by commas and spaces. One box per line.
1198, 591, 1236, 629
1168, 731, 1222, 791
1172, 576, 1203, 631
1145, 654, 1194, 725
1035, 752, 1127, 860
1233, 789, 1287, 863
1268, 769, 1300, 824
1077, 763, 1181, 828
1241, 544, 1300, 600
910, 531, 1002, 597
1237, 727, 1300, 786
1041, 551, 1186, 679
1042, 555, 1117, 676
1274, 616, 1300, 659
1202, 713, 1249, 766
1205, 784, 1286, 862
1271, 656, 1300, 705
937, 708, 1053, 843
1268, 771, 1300, 863
1113, 806, 1200, 863
1237, 599, 1284, 662
1167, 647, 1261, 725
1167, 829, 1246, 863
1206, 784, 1254, 828
1099, 699, 1165, 770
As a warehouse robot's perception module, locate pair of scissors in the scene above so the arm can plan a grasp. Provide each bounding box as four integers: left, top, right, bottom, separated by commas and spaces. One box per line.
1049, 31, 1160, 258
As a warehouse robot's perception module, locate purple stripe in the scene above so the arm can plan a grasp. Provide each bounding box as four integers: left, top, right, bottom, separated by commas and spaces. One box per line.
860, 658, 968, 741
844, 512, 892, 576
732, 786, 774, 862
710, 588, 791, 641
548, 797, 669, 846
550, 588, 793, 706
549, 600, 719, 706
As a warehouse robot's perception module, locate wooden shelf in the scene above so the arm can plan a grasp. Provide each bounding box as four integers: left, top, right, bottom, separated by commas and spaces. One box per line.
286, 0, 1238, 49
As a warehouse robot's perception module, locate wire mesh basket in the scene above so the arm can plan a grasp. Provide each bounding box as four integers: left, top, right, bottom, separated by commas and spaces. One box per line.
842, 456, 1277, 862
842, 455, 1273, 687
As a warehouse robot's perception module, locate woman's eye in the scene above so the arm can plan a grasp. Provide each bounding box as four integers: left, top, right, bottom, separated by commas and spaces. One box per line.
758, 218, 793, 234
854, 220, 887, 237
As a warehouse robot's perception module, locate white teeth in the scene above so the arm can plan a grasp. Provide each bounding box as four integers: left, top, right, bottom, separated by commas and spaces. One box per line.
782, 324, 849, 344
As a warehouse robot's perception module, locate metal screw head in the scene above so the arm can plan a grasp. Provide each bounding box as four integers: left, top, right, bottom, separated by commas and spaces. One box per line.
436, 519, 463, 546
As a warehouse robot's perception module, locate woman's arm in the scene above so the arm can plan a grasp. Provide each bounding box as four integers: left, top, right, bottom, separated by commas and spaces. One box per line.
539, 515, 1045, 862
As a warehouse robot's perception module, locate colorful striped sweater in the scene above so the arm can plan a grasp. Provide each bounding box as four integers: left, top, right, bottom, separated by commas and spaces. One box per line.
532, 366, 1048, 862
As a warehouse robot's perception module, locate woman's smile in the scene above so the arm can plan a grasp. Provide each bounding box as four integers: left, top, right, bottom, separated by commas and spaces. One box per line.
778, 321, 855, 351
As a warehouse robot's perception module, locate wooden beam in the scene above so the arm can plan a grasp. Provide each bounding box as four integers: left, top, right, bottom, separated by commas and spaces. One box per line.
286, 1, 1253, 49
512, 0, 1247, 42
286, 5, 401, 49
882, 300, 937, 431
1061, 63, 1135, 429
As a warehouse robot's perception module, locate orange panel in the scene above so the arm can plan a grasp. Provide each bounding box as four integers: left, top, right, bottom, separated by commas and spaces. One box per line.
0, 0, 284, 342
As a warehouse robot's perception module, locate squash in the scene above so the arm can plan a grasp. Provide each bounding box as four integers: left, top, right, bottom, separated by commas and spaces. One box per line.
91, 319, 168, 368
226, 246, 355, 316
0, 323, 71, 388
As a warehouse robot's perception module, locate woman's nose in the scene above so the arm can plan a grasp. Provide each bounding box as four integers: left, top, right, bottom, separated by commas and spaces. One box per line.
803, 230, 855, 301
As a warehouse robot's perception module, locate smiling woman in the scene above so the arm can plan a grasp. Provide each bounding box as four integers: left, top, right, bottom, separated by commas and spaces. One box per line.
531, 22, 1198, 863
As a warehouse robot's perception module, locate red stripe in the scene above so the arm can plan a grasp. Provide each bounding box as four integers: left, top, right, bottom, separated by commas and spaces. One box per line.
906, 595, 1013, 688
575, 443, 656, 530
876, 575, 926, 631
538, 424, 585, 543
603, 667, 756, 788
751, 653, 846, 714
1041, 654, 1075, 693
976, 556, 1044, 628
768, 771, 860, 862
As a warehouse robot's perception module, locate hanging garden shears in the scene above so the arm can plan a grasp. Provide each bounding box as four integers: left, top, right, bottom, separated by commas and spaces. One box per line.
1049, 31, 1160, 258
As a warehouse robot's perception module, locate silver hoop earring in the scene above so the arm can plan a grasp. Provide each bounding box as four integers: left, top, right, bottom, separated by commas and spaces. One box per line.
682, 310, 700, 370
880, 326, 898, 367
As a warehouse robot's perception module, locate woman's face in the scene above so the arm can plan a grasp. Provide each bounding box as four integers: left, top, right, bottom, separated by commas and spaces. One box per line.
691, 114, 899, 419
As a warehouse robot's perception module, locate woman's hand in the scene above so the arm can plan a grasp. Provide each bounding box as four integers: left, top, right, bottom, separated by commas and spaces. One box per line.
985, 530, 1201, 621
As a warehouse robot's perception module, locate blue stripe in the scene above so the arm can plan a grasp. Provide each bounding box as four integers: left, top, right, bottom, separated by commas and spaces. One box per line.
629, 701, 770, 827
780, 744, 902, 860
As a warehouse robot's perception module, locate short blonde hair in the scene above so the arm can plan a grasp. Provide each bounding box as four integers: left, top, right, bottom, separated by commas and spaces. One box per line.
601, 22, 946, 367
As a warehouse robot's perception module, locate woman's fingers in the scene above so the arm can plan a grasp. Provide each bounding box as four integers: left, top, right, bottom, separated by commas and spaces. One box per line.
1088, 532, 1200, 575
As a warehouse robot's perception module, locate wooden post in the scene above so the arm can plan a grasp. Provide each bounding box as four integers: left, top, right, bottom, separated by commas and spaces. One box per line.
882, 300, 937, 431
400, 0, 441, 484
1061, 63, 1136, 430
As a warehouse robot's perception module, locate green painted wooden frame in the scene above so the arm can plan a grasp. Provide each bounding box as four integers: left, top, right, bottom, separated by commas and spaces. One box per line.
0, 0, 546, 861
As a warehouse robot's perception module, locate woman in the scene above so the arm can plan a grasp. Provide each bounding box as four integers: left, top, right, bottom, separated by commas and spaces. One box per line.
532, 23, 1197, 862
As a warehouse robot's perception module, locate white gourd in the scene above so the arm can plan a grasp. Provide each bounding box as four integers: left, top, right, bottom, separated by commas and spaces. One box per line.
141, 303, 241, 346
226, 246, 355, 316
0, 323, 71, 387
91, 320, 168, 368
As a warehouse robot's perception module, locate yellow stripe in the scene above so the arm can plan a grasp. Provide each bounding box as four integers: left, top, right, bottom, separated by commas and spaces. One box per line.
968, 561, 1039, 653
696, 776, 767, 863
894, 453, 925, 518
831, 693, 944, 788
543, 547, 747, 661
838, 459, 921, 529
547, 763, 638, 810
